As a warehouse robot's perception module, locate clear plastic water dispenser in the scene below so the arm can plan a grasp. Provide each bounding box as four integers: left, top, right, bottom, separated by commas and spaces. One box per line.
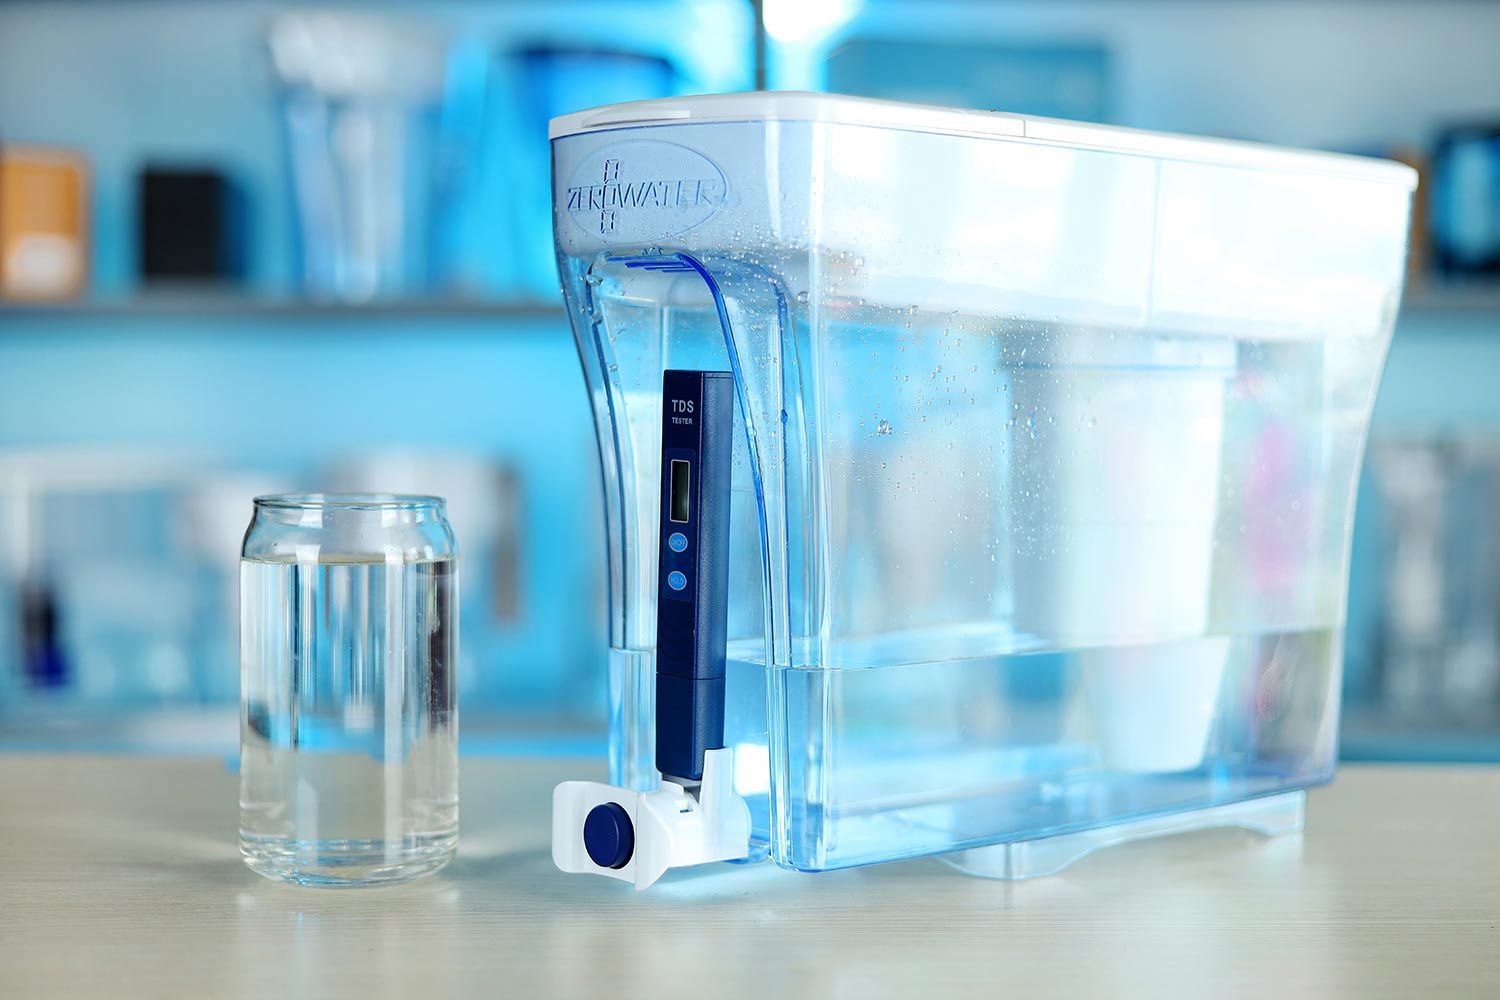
549, 93, 1415, 884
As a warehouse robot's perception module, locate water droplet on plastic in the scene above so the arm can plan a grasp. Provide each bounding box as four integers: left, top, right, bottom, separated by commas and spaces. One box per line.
875, 418, 894, 436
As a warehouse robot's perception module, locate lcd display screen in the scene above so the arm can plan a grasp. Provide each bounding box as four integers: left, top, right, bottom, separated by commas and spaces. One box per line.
670, 459, 691, 523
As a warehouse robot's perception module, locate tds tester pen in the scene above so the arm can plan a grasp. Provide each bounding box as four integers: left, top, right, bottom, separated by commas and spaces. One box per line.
654, 369, 734, 782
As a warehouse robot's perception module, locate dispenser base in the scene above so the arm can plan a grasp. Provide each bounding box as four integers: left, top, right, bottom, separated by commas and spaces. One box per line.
942, 790, 1306, 880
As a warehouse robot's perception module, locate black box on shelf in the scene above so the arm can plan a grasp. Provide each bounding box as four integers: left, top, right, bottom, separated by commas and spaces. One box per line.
137, 166, 245, 284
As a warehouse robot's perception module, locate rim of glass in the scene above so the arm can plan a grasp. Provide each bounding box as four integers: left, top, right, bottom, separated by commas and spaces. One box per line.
253, 493, 445, 512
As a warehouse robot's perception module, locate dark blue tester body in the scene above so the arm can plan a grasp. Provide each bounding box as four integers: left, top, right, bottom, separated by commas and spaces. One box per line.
655, 369, 734, 782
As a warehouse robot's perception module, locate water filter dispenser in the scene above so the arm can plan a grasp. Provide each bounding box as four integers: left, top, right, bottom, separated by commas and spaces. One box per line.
549, 93, 1415, 886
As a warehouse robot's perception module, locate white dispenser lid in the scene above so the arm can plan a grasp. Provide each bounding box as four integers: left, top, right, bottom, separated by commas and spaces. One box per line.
550, 91, 1416, 188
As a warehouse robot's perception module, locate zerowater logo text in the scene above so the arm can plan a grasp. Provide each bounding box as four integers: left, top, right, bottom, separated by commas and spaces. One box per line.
565, 164, 721, 226
563, 140, 728, 242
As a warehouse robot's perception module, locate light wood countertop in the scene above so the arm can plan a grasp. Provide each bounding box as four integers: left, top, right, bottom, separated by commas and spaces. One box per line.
1, 755, 1496, 999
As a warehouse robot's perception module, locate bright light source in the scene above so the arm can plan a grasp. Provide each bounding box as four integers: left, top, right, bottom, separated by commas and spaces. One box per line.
763, 0, 861, 45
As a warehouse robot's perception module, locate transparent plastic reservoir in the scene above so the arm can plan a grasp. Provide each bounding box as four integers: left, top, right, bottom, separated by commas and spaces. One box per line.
553, 94, 1414, 874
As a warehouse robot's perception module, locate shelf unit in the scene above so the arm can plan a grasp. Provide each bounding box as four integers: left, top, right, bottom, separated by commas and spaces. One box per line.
0, 294, 565, 322
1401, 284, 1500, 317
5, 283, 1498, 324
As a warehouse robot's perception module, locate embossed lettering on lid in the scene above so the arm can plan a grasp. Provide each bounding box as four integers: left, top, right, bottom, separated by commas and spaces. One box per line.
563, 140, 727, 243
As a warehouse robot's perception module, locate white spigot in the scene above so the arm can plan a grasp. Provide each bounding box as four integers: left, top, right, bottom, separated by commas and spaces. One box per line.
552, 747, 751, 889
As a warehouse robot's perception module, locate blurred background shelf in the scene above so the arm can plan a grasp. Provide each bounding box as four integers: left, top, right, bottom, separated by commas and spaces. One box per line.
4, 287, 1496, 325
1341, 708, 1500, 764
0, 701, 605, 757
1401, 285, 1500, 317
0, 294, 565, 322
5, 288, 1499, 324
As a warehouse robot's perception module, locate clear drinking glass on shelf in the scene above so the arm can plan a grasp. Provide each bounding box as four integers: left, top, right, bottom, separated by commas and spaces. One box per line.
239, 494, 458, 886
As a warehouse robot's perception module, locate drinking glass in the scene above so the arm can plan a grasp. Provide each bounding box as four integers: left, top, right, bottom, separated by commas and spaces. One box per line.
239, 494, 458, 886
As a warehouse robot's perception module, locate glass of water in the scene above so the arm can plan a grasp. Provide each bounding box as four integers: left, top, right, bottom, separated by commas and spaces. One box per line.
239, 494, 458, 886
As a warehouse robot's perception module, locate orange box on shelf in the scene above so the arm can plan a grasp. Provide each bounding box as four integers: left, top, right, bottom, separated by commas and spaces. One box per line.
0, 145, 90, 301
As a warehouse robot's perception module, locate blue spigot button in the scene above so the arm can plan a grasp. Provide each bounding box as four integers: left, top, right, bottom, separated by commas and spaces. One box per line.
668, 532, 688, 553
667, 570, 687, 591
583, 802, 634, 870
